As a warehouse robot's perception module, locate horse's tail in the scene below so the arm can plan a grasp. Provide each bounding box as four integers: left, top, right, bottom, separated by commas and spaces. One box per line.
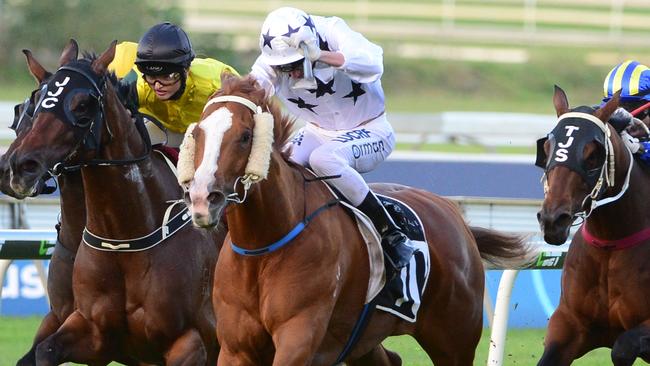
469, 226, 536, 269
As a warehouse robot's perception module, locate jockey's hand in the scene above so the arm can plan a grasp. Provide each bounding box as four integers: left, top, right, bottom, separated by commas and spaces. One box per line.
621, 130, 643, 153
609, 107, 634, 133
282, 29, 321, 62
625, 117, 650, 139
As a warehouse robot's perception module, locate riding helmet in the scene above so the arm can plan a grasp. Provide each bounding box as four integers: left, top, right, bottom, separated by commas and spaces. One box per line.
603, 60, 650, 102
259, 7, 316, 66
135, 22, 195, 75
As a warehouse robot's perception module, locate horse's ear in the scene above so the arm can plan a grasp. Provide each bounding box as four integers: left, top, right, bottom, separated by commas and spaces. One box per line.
247, 75, 266, 103
595, 90, 621, 123
220, 71, 238, 86
552, 85, 570, 117
22, 49, 51, 84
58, 39, 79, 67
92, 40, 117, 76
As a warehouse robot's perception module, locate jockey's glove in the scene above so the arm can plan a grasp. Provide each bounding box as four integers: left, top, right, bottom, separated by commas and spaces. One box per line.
282, 29, 321, 62
609, 107, 635, 133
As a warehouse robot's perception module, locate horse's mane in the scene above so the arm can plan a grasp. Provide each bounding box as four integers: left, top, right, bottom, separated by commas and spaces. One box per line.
215, 73, 297, 152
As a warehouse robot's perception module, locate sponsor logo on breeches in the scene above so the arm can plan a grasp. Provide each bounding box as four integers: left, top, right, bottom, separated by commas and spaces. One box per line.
332, 128, 372, 143
352, 141, 385, 159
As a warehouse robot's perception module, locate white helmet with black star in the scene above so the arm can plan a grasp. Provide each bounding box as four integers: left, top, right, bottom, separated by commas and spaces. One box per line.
259, 7, 318, 66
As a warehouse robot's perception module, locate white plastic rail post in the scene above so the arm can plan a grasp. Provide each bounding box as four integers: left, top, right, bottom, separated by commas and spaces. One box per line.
486, 269, 519, 366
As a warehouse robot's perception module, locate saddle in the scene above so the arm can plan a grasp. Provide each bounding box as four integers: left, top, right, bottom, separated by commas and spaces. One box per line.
324, 183, 431, 322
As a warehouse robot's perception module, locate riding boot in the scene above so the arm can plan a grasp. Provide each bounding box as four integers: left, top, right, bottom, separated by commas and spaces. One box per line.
356, 191, 416, 273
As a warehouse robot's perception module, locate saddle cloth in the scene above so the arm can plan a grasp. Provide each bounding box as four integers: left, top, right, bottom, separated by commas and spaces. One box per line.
338, 192, 431, 323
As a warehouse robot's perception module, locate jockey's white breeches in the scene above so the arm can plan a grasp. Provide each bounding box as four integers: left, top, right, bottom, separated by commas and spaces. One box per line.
286, 114, 395, 206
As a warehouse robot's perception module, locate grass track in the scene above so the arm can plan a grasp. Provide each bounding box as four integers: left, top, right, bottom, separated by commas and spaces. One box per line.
1, 316, 644, 365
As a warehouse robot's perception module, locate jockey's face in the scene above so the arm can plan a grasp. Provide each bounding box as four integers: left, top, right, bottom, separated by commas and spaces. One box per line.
145, 70, 184, 101
274, 59, 304, 79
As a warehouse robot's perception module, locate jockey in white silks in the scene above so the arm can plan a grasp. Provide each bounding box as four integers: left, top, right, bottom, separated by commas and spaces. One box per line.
250, 6, 415, 273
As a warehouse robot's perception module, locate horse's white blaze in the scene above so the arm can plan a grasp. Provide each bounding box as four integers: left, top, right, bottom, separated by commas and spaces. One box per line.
189, 107, 232, 217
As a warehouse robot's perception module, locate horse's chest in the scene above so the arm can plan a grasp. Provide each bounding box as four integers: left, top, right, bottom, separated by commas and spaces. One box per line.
571, 259, 650, 327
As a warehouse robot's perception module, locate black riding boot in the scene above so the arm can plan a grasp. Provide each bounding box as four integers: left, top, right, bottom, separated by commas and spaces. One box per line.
356, 191, 416, 272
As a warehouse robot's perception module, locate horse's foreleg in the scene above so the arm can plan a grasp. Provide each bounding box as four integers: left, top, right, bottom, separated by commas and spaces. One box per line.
34, 310, 113, 366
269, 315, 331, 366
611, 323, 650, 366
16, 311, 62, 366
537, 309, 595, 366
164, 328, 207, 366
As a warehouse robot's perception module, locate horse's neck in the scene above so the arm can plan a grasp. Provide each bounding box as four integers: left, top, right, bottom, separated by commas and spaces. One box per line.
57, 172, 85, 251
226, 156, 313, 248
81, 91, 181, 237
588, 148, 650, 236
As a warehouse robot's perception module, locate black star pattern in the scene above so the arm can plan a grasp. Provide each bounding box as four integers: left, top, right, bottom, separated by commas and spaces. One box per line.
343, 81, 366, 104
288, 97, 318, 113
262, 29, 274, 49
308, 77, 335, 98
283, 24, 300, 37
318, 33, 330, 51
303, 15, 316, 32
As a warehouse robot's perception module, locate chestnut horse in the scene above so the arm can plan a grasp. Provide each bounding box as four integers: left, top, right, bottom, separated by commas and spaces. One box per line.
0, 55, 92, 366
537, 86, 650, 365
181, 74, 533, 365
7, 40, 223, 365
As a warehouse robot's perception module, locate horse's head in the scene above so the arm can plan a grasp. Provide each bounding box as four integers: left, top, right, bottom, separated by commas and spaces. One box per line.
8, 39, 117, 198
0, 50, 56, 197
536, 85, 621, 244
179, 73, 294, 228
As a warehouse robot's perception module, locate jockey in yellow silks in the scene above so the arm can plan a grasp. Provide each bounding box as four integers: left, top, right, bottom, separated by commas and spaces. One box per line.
108, 22, 239, 145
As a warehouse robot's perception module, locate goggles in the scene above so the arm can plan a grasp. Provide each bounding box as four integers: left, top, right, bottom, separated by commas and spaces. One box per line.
143, 72, 181, 86
274, 59, 304, 73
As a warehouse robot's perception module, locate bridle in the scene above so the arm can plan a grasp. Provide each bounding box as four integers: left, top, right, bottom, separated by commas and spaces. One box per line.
540, 111, 633, 221
33, 62, 152, 176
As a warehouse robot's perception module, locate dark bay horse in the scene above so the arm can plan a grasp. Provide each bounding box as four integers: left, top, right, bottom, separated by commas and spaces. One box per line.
181, 74, 533, 365
7, 40, 223, 365
537, 86, 650, 365
0, 57, 88, 365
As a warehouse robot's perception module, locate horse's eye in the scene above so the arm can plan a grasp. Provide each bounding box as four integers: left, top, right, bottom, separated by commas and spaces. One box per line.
240, 130, 252, 144
584, 148, 604, 171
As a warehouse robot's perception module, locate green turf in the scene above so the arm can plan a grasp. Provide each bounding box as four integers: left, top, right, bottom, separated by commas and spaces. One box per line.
0, 316, 645, 365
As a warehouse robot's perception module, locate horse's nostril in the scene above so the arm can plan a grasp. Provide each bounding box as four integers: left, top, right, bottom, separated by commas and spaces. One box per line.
207, 191, 223, 203
20, 159, 41, 174
555, 212, 573, 226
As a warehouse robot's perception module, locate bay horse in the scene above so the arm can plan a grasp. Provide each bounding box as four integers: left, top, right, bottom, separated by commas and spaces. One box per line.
7, 40, 223, 365
537, 86, 650, 365
181, 73, 533, 365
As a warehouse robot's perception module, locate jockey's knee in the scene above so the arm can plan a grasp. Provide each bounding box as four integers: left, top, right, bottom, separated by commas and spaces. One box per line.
309, 148, 345, 177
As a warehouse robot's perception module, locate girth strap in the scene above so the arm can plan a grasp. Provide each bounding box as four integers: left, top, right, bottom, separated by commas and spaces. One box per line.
83, 205, 191, 252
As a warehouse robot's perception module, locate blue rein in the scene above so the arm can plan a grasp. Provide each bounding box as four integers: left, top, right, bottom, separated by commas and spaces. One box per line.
230, 199, 339, 256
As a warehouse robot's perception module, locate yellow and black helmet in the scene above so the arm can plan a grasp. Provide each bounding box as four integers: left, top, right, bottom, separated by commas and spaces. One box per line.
135, 22, 195, 75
